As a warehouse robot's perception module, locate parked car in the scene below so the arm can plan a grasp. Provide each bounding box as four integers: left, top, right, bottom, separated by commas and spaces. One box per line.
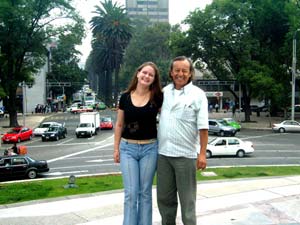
206, 137, 254, 158
272, 120, 300, 133
1, 126, 33, 143
41, 125, 67, 141
208, 119, 237, 136
33, 121, 62, 136
218, 118, 241, 131
100, 116, 113, 130
0, 155, 49, 179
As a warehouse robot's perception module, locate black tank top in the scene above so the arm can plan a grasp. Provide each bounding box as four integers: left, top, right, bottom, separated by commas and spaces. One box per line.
119, 92, 162, 140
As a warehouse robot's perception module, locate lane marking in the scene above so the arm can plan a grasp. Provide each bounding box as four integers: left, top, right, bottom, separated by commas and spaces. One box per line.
47, 170, 89, 176
57, 138, 74, 145
47, 136, 114, 163
28, 134, 114, 148
241, 133, 288, 140
49, 163, 116, 170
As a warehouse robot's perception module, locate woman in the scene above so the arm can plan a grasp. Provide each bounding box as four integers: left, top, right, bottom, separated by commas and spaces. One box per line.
114, 62, 163, 225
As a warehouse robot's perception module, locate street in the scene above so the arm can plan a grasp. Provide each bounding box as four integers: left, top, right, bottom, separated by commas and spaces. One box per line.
1, 111, 300, 179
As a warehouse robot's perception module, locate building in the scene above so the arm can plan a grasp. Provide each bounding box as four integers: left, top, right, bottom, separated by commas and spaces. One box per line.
24, 63, 48, 114
126, 0, 169, 24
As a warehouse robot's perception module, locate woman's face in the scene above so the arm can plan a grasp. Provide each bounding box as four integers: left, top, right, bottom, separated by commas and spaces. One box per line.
137, 65, 156, 87
170, 59, 191, 90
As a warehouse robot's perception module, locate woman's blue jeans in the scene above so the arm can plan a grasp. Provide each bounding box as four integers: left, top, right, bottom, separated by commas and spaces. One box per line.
120, 140, 158, 225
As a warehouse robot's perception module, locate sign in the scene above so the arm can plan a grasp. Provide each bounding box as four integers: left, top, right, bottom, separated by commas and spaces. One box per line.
206, 92, 223, 97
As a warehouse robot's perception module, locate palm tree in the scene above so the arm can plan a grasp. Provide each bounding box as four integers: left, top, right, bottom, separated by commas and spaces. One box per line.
90, 0, 133, 106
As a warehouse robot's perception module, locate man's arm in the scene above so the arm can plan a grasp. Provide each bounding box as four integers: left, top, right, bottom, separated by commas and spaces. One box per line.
197, 129, 208, 170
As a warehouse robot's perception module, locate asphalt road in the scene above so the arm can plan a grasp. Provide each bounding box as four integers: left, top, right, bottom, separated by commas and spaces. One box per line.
1, 111, 300, 180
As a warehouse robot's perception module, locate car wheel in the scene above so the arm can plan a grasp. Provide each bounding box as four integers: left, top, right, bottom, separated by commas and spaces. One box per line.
279, 128, 285, 133
89, 132, 93, 137
76, 134, 79, 138
27, 170, 37, 179
55, 135, 59, 141
95, 130, 98, 135
42, 138, 45, 142
219, 131, 225, 136
206, 150, 212, 158
237, 150, 245, 158
231, 131, 236, 137
17, 138, 21, 143
29, 135, 33, 140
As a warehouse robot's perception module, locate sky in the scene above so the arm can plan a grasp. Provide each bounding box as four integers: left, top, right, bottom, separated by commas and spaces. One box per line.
73, 0, 213, 67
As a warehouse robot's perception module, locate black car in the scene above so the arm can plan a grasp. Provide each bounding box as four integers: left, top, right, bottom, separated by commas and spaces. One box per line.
41, 125, 67, 141
0, 155, 49, 179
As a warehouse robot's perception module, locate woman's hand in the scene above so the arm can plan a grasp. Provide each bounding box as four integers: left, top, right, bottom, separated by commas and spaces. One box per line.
114, 150, 120, 163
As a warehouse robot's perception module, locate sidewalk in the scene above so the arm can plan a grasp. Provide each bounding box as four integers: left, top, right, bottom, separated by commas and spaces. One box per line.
0, 176, 300, 225
0, 113, 53, 134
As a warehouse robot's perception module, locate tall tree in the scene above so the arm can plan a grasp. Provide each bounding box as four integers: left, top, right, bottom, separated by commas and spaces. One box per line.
47, 20, 87, 104
120, 22, 173, 90
0, 0, 83, 126
90, 0, 132, 106
172, 0, 300, 121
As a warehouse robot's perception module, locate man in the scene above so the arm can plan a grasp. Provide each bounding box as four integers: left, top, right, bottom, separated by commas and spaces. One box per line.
157, 56, 209, 225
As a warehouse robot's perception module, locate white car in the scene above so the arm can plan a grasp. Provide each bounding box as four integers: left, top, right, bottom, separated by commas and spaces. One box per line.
206, 137, 254, 158
33, 122, 62, 136
75, 122, 96, 138
272, 120, 300, 133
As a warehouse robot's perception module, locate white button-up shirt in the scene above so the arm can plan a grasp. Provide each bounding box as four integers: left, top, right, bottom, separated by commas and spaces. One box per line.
158, 82, 208, 158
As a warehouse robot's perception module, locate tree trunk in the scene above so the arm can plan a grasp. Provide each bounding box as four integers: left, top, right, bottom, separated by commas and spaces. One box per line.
105, 70, 112, 107
242, 86, 251, 122
8, 87, 19, 127
114, 66, 120, 107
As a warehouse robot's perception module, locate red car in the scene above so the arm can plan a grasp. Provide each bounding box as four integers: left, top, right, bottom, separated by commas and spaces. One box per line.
100, 117, 113, 130
1, 126, 33, 143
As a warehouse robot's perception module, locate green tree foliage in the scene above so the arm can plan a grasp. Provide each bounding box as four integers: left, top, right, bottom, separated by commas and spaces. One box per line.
0, 0, 83, 126
120, 22, 173, 90
171, 0, 300, 121
47, 20, 87, 105
90, 0, 132, 106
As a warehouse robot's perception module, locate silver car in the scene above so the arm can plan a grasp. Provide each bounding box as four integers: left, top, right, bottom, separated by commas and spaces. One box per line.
208, 119, 237, 136
272, 120, 300, 133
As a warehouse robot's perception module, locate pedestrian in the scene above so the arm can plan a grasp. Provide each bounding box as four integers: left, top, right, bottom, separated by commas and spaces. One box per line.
209, 104, 213, 113
157, 56, 209, 225
215, 102, 219, 112
9, 143, 18, 154
113, 62, 163, 225
232, 104, 236, 117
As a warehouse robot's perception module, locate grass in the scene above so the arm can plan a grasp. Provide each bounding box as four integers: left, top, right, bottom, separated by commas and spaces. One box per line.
1, 165, 300, 205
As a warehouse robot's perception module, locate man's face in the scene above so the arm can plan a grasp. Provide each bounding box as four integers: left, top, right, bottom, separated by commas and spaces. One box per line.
170, 59, 191, 90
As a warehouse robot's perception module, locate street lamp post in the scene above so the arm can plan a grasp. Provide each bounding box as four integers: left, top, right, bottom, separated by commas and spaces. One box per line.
291, 29, 300, 121
22, 81, 26, 126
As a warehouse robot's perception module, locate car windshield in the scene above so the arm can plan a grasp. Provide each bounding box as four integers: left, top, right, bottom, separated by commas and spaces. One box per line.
26, 157, 35, 162
101, 117, 111, 122
40, 123, 51, 128
218, 121, 228, 126
79, 123, 90, 127
208, 138, 217, 144
7, 129, 20, 134
47, 127, 58, 132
